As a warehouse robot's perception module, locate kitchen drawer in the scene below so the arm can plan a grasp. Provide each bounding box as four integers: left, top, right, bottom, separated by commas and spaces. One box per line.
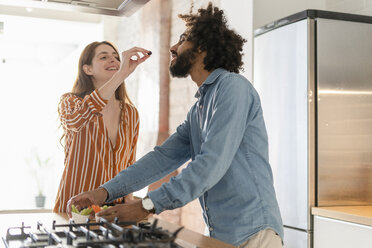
314, 215, 372, 248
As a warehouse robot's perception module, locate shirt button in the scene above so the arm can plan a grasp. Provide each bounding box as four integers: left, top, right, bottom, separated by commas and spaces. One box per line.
205, 207, 209, 211
209, 227, 213, 231
199, 104, 203, 109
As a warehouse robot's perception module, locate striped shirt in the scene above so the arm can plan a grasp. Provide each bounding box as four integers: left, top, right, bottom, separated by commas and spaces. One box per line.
53, 89, 139, 212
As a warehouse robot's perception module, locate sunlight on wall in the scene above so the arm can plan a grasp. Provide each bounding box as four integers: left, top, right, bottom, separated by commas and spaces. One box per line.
0, 14, 103, 210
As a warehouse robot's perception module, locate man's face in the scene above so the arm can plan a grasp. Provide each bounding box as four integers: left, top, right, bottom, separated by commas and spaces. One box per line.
169, 33, 197, 78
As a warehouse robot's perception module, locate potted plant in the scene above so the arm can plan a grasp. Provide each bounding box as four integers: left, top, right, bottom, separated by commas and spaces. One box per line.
25, 150, 53, 208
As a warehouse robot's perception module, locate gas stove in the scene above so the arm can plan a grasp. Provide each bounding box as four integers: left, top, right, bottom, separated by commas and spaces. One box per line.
2, 217, 183, 248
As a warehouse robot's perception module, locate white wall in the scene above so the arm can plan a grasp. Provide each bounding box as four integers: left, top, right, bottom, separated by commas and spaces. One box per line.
221, 0, 253, 82
102, 3, 161, 162
0, 15, 103, 210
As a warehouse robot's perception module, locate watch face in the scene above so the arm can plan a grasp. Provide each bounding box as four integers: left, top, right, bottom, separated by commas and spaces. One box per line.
143, 198, 154, 210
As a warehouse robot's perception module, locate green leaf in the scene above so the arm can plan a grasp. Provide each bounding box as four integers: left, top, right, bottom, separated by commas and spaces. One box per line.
71, 205, 79, 213
79, 207, 92, 215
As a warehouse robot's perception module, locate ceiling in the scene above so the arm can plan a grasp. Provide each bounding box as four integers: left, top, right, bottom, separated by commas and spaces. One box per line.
0, 0, 151, 20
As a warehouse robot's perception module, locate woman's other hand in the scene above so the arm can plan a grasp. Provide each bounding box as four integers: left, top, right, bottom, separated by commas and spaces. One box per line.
66, 187, 108, 217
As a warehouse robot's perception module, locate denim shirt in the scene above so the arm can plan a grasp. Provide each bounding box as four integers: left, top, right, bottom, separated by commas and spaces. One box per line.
102, 68, 283, 246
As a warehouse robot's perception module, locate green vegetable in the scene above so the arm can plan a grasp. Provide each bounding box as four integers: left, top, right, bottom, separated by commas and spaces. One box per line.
79, 207, 93, 216
71, 205, 79, 214
102, 205, 109, 210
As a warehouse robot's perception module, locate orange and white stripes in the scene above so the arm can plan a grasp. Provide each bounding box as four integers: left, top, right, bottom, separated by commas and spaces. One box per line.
53, 89, 139, 212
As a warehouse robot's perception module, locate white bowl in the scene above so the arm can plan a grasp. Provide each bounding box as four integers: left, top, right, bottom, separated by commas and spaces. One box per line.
71, 212, 91, 223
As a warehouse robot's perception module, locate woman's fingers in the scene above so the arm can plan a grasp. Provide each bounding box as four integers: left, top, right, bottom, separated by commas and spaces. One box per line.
67, 192, 96, 217
122, 47, 151, 62
124, 46, 151, 55
117, 47, 151, 79
129, 53, 141, 61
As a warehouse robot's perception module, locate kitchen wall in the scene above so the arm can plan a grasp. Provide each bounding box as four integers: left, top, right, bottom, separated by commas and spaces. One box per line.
169, 0, 209, 233
254, 0, 372, 29
169, 0, 253, 234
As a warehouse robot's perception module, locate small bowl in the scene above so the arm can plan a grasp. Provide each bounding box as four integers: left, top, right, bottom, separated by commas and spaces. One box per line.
71, 212, 91, 223
95, 215, 102, 223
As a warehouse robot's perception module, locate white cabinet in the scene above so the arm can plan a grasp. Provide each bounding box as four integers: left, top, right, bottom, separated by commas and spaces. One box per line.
314, 216, 372, 248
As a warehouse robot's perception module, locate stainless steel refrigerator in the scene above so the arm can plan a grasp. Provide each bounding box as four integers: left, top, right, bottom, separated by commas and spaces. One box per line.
253, 10, 372, 248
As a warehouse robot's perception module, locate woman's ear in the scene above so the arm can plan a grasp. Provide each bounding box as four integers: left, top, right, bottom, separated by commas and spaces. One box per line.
83, 64, 93, 75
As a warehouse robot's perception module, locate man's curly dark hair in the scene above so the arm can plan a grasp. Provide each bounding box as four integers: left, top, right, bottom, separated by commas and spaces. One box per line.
178, 2, 247, 73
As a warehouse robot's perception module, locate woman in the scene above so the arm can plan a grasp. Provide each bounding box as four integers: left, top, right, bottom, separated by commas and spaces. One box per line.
53, 41, 151, 212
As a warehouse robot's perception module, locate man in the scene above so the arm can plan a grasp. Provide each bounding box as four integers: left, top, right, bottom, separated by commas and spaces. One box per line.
67, 3, 283, 247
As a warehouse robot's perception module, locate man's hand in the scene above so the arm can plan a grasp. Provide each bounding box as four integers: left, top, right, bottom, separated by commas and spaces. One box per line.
96, 199, 149, 222
66, 188, 108, 217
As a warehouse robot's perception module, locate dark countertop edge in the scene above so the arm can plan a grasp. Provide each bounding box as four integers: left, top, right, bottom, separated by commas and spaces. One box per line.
254, 9, 372, 37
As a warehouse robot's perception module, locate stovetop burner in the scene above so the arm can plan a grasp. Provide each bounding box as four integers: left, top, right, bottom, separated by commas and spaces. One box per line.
2, 218, 183, 248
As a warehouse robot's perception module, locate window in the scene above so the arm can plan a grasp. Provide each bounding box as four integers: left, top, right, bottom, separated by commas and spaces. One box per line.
0, 14, 103, 210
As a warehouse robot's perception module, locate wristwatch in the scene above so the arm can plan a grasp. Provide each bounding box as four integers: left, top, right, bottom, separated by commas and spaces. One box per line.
142, 195, 155, 214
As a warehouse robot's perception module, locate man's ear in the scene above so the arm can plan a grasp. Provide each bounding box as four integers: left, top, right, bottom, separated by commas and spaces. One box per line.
83, 64, 93, 75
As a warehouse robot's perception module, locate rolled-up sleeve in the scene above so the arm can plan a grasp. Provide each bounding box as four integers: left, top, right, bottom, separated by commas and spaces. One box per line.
59, 90, 107, 132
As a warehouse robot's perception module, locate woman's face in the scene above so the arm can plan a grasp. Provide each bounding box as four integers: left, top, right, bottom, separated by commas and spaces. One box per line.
84, 44, 120, 86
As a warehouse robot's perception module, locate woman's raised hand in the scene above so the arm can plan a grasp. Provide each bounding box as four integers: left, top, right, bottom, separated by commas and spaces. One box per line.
119, 47, 151, 79
97, 47, 151, 100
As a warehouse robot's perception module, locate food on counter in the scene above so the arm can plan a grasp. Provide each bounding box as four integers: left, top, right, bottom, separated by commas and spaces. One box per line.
71, 205, 93, 215
91, 204, 110, 213
71, 205, 79, 214
71, 204, 110, 215
71, 204, 111, 223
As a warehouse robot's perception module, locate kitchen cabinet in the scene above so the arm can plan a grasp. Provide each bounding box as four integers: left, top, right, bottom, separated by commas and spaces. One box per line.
312, 206, 372, 248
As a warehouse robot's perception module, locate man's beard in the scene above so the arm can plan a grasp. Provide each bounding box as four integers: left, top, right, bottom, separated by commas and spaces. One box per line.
169, 47, 196, 78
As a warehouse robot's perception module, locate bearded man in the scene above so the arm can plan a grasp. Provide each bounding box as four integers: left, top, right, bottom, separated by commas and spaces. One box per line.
66, 3, 283, 247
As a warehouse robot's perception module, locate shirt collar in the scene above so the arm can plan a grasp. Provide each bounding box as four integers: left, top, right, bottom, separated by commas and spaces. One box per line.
194, 68, 226, 98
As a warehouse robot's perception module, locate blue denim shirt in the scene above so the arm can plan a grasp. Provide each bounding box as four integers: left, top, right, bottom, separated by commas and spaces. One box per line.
102, 68, 283, 246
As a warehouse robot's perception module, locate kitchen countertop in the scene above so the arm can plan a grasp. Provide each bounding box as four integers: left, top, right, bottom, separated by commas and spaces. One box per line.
0, 212, 234, 248
312, 206, 372, 226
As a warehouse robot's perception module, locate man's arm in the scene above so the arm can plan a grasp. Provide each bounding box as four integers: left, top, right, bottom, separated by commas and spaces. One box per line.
101, 116, 192, 202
